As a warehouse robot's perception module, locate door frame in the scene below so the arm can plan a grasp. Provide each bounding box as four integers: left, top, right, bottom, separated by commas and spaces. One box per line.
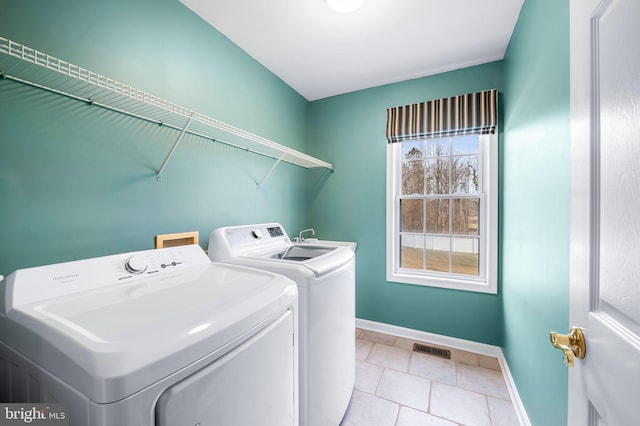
568, 0, 598, 424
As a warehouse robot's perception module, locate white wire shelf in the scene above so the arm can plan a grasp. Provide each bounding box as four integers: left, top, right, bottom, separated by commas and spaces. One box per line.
0, 37, 334, 182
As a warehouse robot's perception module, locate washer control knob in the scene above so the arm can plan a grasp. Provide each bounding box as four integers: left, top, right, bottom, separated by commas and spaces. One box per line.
125, 255, 148, 274
251, 229, 264, 239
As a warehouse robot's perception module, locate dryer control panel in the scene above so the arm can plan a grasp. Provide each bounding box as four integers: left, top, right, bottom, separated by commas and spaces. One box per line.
0, 244, 210, 314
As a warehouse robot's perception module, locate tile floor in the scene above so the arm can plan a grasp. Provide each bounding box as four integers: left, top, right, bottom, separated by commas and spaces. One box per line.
340, 328, 519, 426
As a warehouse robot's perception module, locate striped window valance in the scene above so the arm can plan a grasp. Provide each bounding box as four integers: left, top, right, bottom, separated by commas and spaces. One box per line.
386, 89, 497, 143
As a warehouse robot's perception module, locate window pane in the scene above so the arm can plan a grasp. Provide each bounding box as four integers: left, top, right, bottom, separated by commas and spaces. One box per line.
451, 237, 479, 276
425, 137, 450, 158
451, 134, 478, 156
426, 236, 450, 273
400, 234, 424, 270
402, 159, 424, 195
400, 199, 423, 232
452, 155, 479, 194
425, 158, 450, 194
402, 141, 424, 159
426, 199, 449, 234
452, 198, 480, 236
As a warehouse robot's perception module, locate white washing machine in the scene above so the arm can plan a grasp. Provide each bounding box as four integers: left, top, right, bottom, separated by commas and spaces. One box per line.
208, 223, 355, 426
0, 244, 298, 426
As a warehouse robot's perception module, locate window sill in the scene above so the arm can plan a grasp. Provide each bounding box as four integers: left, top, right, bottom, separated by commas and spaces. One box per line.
387, 270, 497, 294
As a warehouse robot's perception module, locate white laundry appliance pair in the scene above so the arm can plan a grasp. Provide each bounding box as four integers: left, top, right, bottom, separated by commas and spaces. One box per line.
208, 223, 356, 426
0, 244, 298, 426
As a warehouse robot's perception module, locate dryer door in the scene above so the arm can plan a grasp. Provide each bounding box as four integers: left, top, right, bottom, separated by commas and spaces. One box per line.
156, 309, 296, 426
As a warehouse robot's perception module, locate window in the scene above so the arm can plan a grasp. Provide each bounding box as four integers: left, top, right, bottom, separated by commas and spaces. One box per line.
385, 90, 498, 293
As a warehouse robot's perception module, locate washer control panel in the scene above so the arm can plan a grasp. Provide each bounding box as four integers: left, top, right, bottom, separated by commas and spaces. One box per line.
224, 224, 289, 248
209, 223, 292, 260
248, 226, 284, 240
267, 226, 285, 238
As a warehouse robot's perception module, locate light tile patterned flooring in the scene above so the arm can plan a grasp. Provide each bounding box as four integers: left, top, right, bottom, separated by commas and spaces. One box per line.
340, 328, 519, 426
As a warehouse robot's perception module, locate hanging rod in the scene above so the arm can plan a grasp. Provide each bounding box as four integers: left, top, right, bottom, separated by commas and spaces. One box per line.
0, 36, 334, 180
1, 72, 306, 170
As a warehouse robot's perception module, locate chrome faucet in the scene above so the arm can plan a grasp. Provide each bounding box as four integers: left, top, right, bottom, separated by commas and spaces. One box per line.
298, 228, 315, 243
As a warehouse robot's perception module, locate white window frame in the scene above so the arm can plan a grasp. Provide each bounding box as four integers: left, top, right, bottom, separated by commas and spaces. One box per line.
386, 133, 498, 294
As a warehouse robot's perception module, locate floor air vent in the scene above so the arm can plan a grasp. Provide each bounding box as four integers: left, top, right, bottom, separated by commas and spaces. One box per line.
412, 343, 451, 359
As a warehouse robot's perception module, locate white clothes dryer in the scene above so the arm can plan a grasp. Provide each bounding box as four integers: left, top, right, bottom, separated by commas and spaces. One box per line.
0, 244, 298, 426
208, 223, 355, 426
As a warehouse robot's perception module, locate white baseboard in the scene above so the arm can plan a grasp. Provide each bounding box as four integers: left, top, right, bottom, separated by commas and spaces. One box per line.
355, 318, 531, 426
496, 350, 532, 426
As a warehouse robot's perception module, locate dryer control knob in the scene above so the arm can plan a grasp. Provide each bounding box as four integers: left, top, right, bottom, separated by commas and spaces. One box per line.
251, 229, 264, 239
125, 255, 148, 274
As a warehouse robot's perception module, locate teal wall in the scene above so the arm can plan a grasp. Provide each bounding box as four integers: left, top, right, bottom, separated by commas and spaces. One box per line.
307, 63, 504, 345
501, 0, 570, 425
0, 0, 311, 274
1, 0, 571, 424
307, 0, 571, 423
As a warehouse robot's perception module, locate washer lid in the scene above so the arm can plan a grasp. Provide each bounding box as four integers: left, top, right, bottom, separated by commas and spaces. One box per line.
0, 245, 297, 403
257, 244, 355, 277
208, 224, 355, 277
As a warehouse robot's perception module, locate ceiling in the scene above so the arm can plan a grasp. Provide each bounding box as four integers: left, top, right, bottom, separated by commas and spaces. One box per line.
179, 0, 524, 101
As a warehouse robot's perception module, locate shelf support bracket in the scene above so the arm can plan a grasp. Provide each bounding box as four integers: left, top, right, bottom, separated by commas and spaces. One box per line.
156, 114, 194, 181
257, 153, 287, 186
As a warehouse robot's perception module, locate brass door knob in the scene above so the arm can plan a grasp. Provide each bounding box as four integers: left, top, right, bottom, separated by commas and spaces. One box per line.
549, 327, 586, 367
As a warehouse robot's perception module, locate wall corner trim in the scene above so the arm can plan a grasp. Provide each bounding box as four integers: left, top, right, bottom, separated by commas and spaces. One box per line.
355, 318, 532, 426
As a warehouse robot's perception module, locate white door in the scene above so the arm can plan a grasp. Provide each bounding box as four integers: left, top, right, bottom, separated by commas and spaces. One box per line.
569, 0, 640, 425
